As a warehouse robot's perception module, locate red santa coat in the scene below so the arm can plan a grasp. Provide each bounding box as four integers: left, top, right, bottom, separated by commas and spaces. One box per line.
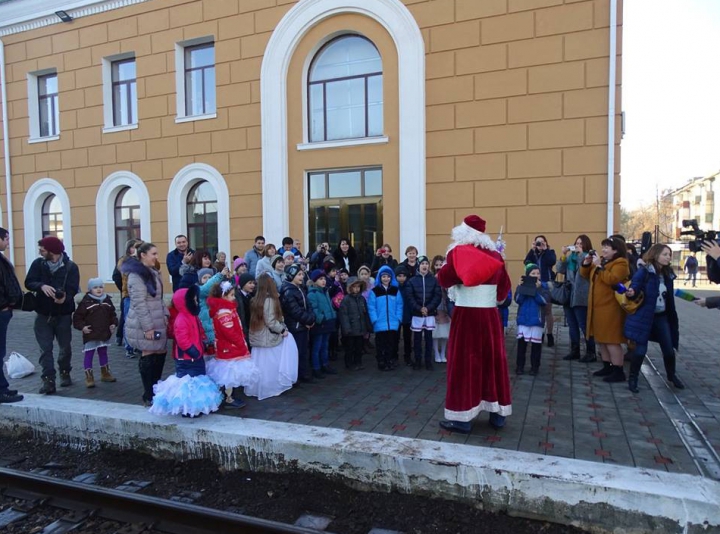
437, 244, 512, 421
208, 297, 250, 360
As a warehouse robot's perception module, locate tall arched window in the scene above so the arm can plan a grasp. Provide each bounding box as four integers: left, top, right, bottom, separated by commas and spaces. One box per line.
187, 181, 218, 256
41, 194, 63, 239
114, 187, 141, 260
308, 35, 383, 142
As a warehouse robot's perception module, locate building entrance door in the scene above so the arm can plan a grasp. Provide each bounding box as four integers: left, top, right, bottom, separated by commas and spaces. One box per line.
308, 168, 383, 267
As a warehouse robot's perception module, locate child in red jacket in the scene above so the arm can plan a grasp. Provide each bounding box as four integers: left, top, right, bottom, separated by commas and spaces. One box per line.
149, 285, 223, 417
206, 281, 259, 408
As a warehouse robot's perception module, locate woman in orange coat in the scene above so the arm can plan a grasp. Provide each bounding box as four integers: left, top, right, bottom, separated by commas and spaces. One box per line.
579, 237, 630, 383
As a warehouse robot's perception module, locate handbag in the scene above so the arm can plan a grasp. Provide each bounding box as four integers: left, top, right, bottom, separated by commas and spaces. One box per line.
550, 280, 571, 306
13, 291, 36, 312
615, 288, 644, 314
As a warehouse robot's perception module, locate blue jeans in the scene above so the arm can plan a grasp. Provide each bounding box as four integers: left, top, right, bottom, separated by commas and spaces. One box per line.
564, 305, 595, 353
0, 310, 12, 392
175, 357, 206, 378
632, 314, 674, 360
311, 332, 330, 370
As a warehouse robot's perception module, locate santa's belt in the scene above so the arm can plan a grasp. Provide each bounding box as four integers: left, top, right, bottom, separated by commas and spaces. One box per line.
452, 284, 497, 308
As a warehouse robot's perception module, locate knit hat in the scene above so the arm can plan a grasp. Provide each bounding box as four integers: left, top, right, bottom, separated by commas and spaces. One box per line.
38, 236, 64, 255
346, 276, 366, 292
338, 267, 349, 275
238, 273, 255, 290
357, 264, 371, 275
198, 268, 214, 280
310, 269, 325, 282
271, 254, 283, 268
323, 260, 336, 274
394, 265, 409, 277
232, 257, 246, 271
417, 255, 429, 265
283, 250, 295, 259
525, 263, 539, 275
285, 263, 302, 281
88, 277, 104, 291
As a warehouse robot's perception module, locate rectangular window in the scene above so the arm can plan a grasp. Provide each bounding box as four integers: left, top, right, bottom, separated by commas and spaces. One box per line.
28, 70, 60, 141
177, 41, 216, 119
111, 58, 137, 127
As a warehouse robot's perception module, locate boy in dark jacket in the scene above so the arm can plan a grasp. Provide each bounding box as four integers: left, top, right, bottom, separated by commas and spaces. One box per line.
394, 265, 413, 366
339, 277, 372, 370
404, 256, 442, 370
307, 270, 338, 377
72, 277, 118, 388
279, 264, 316, 382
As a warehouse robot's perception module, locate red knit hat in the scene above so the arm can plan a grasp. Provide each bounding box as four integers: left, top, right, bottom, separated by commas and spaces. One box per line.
38, 236, 65, 255
463, 215, 486, 233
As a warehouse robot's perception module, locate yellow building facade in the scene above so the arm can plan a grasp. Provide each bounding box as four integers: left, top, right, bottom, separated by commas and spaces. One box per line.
0, 0, 623, 284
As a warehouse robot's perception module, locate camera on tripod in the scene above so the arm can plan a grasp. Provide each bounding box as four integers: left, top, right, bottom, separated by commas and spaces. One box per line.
680, 219, 717, 253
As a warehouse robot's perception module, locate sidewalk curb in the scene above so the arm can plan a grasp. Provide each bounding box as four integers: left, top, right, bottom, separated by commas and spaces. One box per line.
2, 395, 719, 533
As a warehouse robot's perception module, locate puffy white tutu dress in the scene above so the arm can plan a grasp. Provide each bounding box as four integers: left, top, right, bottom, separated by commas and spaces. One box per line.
149, 374, 223, 418
244, 336, 298, 401
206, 357, 260, 389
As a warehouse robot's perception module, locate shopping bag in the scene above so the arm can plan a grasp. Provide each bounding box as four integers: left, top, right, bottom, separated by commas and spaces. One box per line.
5, 351, 35, 379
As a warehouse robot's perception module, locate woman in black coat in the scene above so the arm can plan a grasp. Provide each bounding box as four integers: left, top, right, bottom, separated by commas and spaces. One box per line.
332, 238, 359, 276
370, 243, 398, 277
524, 235, 557, 347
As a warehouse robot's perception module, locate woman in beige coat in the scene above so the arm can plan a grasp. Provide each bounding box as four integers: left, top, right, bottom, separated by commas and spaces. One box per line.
244, 275, 298, 400
121, 242, 169, 405
579, 237, 630, 383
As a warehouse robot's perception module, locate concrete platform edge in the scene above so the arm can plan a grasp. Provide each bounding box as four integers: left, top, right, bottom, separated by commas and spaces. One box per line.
1, 395, 719, 534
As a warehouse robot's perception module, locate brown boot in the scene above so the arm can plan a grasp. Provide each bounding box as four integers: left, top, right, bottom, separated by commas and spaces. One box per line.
85, 369, 95, 388
100, 365, 116, 383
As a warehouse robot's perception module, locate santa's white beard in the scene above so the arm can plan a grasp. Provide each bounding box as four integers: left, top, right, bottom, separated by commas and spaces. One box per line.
447, 223, 497, 253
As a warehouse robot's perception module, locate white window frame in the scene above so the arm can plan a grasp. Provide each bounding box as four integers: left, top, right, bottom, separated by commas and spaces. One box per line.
27, 68, 59, 143
102, 52, 138, 133
23, 178, 73, 269
96, 171, 151, 282
174, 36, 217, 123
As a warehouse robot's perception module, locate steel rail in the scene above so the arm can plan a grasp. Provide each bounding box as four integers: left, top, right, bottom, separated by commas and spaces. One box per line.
0, 467, 318, 534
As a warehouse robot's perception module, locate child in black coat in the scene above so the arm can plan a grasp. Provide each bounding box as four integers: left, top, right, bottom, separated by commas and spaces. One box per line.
339, 278, 372, 370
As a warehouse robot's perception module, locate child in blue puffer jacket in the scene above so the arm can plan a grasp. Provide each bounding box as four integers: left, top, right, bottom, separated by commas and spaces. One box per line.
515, 264, 547, 376
368, 265, 404, 371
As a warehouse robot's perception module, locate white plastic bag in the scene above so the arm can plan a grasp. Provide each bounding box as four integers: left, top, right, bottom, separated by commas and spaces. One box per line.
5, 351, 35, 379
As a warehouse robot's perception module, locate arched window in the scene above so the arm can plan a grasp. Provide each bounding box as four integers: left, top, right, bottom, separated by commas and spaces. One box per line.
114, 187, 141, 260
308, 35, 383, 142
187, 181, 218, 256
41, 194, 63, 239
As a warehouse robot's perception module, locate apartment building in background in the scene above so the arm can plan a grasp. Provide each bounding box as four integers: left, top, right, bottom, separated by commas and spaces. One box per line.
667, 171, 719, 240
0, 0, 623, 285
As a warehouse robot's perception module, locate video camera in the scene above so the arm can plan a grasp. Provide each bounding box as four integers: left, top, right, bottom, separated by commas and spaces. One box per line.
680, 219, 717, 253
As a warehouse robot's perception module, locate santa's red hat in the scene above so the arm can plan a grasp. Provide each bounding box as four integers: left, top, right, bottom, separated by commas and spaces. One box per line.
463, 215, 486, 234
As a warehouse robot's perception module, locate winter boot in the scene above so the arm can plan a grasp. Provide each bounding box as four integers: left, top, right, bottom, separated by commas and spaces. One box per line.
425, 359, 433, 371
664, 353, 685, 389
603, 365, 626, 383
344, 351, 353, 369
579, 349, 597, 363
546, 333, 555, 348
138, 355, 155, 404
312, 369, 326, 379
563, 343, 581, 361
59, 370, 72, 387
151, 353, 166, 385
84, 369, 95, 388
39, 376, 56, 395
592, 361, 613, 377
100, 365, 116, 383
516, 338, 527, 375
529, 342, 542, 375
628, 354, 644, 393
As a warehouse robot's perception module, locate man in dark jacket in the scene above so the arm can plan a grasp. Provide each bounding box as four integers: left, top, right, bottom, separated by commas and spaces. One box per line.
403, 256, 442, 370
684, 253, 699, 287
0, 228, 24, 403
166, 235, 194, 293
280, 264, 315, 383
235, 273, 255, 347
25, 236, 80, 394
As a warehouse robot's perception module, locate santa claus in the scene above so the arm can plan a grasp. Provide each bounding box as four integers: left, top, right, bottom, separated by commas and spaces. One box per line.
436, 214, 512, 433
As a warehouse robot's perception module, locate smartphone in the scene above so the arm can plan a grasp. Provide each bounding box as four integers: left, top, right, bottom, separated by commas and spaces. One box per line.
153, 331, 162, 340
567, 245, 576, 252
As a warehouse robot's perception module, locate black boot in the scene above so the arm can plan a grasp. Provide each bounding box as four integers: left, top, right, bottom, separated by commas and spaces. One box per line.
425, 359, 433, 371
39, 376, 56, 395
603, 365, 626, 383
664, 353, 685, 389
344, 351, 353, 369
516, 338, 527, 375
563, 343, 581, 361
579, 349, 597, 363
151, 353, 166, 386
529, 342, 541, 375
138, 356, 155, 405
593, 361, 613, 377
628, 354, 644, 393
546, 333, 555, 348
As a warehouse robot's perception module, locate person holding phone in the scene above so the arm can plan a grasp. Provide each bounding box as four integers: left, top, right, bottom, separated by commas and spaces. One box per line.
166, 235, 194, 293
524, 235, 557, 347
370, 244, 398, 277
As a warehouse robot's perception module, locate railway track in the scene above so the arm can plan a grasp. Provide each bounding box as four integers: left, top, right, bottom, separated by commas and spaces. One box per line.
0, 467, 320, 534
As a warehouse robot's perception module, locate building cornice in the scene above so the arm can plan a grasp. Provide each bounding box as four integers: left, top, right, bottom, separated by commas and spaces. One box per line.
0, 0, 149, 37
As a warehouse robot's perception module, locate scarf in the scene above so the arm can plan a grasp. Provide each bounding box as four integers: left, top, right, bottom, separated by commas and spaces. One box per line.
47, 257, 63, 274
87, 291, 107, 302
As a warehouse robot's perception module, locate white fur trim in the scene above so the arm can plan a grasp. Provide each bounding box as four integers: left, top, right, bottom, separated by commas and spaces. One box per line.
446, 223, 497, 254
445, 401, 512, 422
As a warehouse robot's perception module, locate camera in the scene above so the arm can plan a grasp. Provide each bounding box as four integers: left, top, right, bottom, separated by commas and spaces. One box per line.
588, 250, 596, 256
567, 245, 576, 252
379, 248, 387, 254
535, 240, 543, 248
681, 219, 718, 253
54, 289, 65, 300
